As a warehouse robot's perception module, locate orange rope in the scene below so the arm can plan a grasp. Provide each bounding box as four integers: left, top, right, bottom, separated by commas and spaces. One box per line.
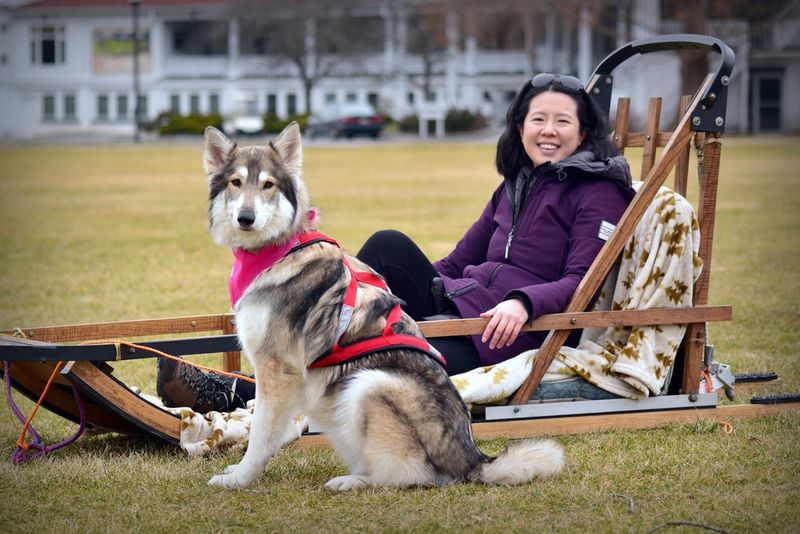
16, 360, 65, 452
701, 370, 714, 393
80, 339, 256, 384
719, 420, 734, 434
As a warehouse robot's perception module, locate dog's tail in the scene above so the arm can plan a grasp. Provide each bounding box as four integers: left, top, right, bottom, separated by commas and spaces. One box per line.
475, 439, 564, 485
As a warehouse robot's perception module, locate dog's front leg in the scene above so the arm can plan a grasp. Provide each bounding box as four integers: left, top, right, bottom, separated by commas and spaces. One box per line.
208, 356, 304, 489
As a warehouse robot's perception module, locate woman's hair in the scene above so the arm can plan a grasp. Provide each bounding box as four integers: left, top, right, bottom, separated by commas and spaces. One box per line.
495, 76, 618, 180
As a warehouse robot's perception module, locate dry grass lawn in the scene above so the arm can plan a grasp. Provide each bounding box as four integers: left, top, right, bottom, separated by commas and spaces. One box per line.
0, 135, 798, 532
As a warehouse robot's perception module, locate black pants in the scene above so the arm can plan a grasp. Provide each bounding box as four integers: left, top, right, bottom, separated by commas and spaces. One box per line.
356, 230, 482, 375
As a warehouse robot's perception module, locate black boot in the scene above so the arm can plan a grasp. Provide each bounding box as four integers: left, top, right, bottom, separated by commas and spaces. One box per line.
156, 357, 254, 413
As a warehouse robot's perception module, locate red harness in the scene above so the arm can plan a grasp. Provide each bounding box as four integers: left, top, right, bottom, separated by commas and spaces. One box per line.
237, 230, 445, 369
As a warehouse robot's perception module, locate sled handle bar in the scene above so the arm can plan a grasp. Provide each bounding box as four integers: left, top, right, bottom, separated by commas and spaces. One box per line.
586, 33, 736, 133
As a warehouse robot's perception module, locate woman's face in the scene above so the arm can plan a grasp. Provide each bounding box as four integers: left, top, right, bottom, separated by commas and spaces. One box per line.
520, 90, 585, 166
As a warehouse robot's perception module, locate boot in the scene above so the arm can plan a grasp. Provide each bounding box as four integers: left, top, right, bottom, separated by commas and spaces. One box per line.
156, 356, 254, 413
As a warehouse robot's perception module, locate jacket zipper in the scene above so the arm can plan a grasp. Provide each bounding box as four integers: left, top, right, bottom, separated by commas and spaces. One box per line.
505, 174, 539, 260
487, 264, 504, 288
445, 282, 478, 299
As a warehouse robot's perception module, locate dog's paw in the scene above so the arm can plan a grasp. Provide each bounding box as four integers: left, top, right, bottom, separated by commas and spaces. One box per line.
208, 464, 253, 489
324, 475, 371, 492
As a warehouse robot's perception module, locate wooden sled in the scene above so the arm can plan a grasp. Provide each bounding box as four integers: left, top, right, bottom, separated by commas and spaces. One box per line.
1, 35, 797, 452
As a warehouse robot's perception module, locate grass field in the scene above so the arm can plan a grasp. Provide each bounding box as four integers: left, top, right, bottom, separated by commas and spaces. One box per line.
0, 136, 798, 532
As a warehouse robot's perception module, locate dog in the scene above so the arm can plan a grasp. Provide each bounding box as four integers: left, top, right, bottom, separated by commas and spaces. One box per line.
202, 122, 564, 491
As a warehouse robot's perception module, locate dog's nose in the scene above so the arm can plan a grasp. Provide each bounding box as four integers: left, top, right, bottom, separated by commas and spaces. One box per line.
237, 209, 256, 228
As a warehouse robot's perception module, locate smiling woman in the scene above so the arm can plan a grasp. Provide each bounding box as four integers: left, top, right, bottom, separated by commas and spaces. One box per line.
354, 74, 635, 376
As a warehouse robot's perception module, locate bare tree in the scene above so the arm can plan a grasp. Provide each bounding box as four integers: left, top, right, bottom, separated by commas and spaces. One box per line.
234, 0, 385, 114
404, 2, 448, 100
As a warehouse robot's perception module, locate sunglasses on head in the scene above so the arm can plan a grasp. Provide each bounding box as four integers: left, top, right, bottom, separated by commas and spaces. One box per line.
530, 73, 584, 91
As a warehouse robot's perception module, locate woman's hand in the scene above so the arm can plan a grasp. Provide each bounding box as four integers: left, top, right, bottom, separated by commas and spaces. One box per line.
480, 298, 530, 349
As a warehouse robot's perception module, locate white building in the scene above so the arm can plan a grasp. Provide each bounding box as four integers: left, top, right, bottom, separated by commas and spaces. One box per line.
0, 0, 796, 139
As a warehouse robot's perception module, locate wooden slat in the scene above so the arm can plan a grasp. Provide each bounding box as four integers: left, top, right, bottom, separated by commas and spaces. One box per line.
623, 131, 673, 148
640, 97, 663, 180
222, 314, 240, 372
510, 73, 717, 405
613, 97, 630, 153
61, 360, 180, 444
0, 313, 232, 343
681, 131, 724, 393
419, 305, 731, 338
0, 334, 240, 362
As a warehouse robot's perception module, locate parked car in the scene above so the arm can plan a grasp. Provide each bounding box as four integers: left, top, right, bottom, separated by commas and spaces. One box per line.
306, 103, 384, 139
223, 93, 264, 136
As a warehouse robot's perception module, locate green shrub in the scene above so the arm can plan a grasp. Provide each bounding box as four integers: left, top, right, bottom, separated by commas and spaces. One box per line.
263, 112, 309, 133
444, 108, 487, 133
158, 113, 222, 135
398, 114, 419, 133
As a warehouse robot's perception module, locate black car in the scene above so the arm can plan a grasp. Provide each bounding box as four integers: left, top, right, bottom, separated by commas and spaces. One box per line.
306, 103, 384, 139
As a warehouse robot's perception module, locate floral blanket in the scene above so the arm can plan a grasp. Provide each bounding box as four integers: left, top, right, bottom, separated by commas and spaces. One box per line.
153, 183, 701, 455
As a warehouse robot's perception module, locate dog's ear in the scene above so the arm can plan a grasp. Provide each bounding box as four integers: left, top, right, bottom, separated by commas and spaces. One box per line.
270, 121, 303, 176
203, 126, 235, 176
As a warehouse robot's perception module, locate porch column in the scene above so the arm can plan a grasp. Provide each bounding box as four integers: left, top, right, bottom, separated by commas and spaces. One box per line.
577, 6, 592, 81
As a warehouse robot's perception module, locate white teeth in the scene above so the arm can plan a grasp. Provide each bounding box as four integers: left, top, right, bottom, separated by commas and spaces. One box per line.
538, 143, 558, 150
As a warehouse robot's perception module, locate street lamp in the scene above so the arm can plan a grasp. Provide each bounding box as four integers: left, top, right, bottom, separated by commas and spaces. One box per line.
130, 0, 141, 143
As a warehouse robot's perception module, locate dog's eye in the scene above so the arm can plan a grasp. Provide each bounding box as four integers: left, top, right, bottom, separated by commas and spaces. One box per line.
230, 178, 242, 187
263, 181, 274, 190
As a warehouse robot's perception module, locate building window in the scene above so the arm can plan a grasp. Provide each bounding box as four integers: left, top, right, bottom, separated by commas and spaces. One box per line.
190, 93, 200, 114
97, 94, 109, 120
209, 93, 219, 114
31, 25, 66, 65
117, 94, 128, 120
266, 93, 277, 114
63, 94, 76, 121
367, 92, 378, 107
325, 92, 336, 105
287, 93, 297, 116
136, 95, 147, 121
167, 21, 227, 56
42, 94, 56, 121
170, 94, 180, 114
407, 92, 415, 105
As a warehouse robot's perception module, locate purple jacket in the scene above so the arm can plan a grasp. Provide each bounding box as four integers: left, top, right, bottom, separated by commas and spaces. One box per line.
433, 150, 635, 365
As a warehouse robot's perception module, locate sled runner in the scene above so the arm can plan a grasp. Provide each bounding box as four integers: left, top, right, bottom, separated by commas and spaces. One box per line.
2, 35, 798, 456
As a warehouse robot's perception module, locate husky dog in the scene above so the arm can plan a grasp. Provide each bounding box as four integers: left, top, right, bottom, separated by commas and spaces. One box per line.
203, 123, 564, 491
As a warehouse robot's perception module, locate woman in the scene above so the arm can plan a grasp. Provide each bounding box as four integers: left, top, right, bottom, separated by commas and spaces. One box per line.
158, 73, 635, 412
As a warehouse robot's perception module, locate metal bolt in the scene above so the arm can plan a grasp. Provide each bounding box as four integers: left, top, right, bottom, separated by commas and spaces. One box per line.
689, 393, 698, 402
605, 77, 612, 84
513, 407, 521, 414
191, 320, 197, 327
715, 116, 724, 127
593, 87, 600, 94
692, 116, 702, 126
570, 317, 577, 325
721, 75, 729, 86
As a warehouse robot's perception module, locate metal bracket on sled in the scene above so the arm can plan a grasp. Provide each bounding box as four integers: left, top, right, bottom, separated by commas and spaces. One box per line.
483, 392, 718, 422
701, 362, 736, 401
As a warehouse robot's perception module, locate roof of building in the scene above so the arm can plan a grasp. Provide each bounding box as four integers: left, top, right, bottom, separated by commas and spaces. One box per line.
18, 0, 225, 9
